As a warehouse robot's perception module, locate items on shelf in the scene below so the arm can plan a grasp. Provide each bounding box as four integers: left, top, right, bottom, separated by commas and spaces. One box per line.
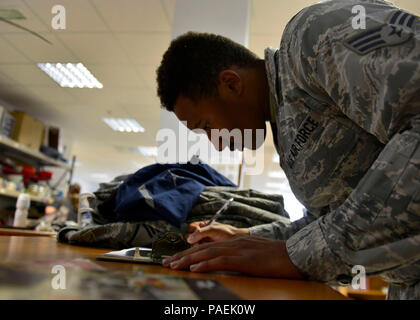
40, 145, 61, 159
11, 111, 45, 151
43, 125, 61, 150
0, 108, 67, 162
39, 145, 68, 163
0, 107, 75, 230
0, 156, 54, 203
12, 193, 30, 227
0, 105, 15, 138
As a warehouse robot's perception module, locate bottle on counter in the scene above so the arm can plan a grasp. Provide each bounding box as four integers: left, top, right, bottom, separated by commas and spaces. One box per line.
13, 193, 31, 228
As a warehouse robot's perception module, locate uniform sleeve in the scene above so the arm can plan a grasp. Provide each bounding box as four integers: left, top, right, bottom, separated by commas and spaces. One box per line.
249, 214, 317, 240
284, 2, 420, 284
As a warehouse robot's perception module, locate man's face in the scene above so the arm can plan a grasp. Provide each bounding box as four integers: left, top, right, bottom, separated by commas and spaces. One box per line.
173, 92, 266, 151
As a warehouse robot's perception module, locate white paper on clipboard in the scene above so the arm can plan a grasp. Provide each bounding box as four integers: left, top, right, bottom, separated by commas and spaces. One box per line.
97, 247, 157, 264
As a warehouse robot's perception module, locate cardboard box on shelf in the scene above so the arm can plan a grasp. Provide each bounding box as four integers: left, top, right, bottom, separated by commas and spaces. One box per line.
11, 111, 45, 151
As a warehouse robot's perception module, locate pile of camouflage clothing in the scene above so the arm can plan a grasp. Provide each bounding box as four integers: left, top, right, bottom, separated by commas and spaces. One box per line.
57, 175, 291, 249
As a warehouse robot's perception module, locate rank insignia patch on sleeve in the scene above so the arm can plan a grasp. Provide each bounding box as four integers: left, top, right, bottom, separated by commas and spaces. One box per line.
388, 10, 418, 30
344, 10, 418, 55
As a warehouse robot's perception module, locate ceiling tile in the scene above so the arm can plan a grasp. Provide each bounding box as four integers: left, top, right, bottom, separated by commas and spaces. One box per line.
25, 0, 108, 32
0, 36, 29, 63
121, 103, 161, 122
88, 64, 147, 89
24, 85, 77, 104
0, 64, 55, 86
0, 71, 16, 86
115, 33, 170, 65
63, 87, 117, 108
57, 33, 129, 63
160, 0, 175, 27
0, 0, 50, 33
62, 87, 160, 116
250, 0, 318, 35
0, 85, 45, 111
90, 0, 171, 32
62, 112, 157, 148
136, 64, 159, 91
2, 33, 77, 62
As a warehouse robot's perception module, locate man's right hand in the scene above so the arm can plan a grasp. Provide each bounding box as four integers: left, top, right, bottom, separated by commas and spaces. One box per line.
186, 221, 250, 245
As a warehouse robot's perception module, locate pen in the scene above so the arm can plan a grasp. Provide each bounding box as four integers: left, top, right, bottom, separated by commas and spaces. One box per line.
204, 198, 234, 227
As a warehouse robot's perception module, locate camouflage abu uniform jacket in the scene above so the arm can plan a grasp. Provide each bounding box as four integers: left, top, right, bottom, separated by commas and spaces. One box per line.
248, 0, 420, 299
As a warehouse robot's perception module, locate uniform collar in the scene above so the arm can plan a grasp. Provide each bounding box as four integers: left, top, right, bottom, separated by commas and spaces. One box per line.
264, 47, 282, 123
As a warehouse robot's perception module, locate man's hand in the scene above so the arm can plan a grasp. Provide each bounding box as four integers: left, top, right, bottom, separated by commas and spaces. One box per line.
185, 221, 250, 245
162, 236, 305, 279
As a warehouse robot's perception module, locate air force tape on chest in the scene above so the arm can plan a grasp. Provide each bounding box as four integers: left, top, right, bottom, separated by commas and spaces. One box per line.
344, 9, 418, 55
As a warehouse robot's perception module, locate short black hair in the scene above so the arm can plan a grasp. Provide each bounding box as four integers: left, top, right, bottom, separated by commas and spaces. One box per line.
156, 32, 259, 111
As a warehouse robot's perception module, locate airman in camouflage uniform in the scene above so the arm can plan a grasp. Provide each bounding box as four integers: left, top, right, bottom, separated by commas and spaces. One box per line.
248, 0, 420, 299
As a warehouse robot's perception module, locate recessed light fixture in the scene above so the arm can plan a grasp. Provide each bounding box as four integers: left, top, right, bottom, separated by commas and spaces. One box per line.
103, 118, 145, 133
37, 62, 103, 88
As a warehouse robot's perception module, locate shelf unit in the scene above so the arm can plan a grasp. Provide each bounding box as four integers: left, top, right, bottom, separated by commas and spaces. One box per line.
0, 189, 52, 204
0, 135, 71, 170
0, 135, 74, 205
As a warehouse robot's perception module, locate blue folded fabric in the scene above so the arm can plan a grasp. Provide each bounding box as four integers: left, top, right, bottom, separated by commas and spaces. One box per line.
114, 162, 236, 227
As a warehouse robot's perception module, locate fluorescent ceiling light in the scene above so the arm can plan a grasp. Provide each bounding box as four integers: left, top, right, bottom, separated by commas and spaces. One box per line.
103, 118, 145, 133
137, 146, 158, 157
37, 62, 103, 88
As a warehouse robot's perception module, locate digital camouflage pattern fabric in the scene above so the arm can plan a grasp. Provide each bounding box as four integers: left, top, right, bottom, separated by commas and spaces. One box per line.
248, 0, 420, 299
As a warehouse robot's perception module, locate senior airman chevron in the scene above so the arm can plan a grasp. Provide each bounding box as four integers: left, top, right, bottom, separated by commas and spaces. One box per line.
389, 10, 418, 29
345, 9, 418, 55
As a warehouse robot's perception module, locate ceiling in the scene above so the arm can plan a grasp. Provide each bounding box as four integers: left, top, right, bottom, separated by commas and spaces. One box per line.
0, 0, 419, 192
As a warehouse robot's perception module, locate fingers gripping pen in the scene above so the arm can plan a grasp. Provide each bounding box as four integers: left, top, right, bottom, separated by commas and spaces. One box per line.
204, 198, 234, 227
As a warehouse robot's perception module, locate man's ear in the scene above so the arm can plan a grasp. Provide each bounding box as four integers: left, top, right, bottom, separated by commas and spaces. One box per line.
218, 70, 243, 97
